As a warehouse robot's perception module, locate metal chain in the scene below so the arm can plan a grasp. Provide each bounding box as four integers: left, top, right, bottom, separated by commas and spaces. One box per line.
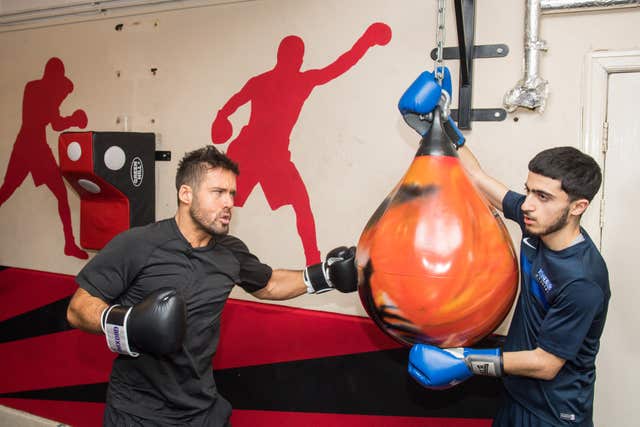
434, 0, 447, 84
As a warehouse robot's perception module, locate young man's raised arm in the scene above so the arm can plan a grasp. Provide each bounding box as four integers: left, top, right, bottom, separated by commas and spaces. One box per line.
457, 145, 509, 212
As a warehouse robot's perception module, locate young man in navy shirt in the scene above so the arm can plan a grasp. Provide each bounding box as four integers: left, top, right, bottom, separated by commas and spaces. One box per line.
409, 145, 610, 426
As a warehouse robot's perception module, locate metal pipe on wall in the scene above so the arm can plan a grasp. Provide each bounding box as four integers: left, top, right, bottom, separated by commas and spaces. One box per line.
541, 0, 640, 14
504, 0, 548, 112
504, 0, 639, 112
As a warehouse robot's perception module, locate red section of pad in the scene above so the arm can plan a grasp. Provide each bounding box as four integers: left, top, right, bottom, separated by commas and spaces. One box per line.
213, 299, 402, 369
58, 131, 94, 173
0, 330, 115, 394
58, 131, 132, 250
0, 267, 77, 321
80, 196, 130, 249
0, 398, 105, 427
230, 410, 492, 427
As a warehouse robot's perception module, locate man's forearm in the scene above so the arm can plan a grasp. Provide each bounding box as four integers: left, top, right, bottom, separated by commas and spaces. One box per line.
252, 269, 307, 301
503, 348, 565, 381
67, 288, 108, 334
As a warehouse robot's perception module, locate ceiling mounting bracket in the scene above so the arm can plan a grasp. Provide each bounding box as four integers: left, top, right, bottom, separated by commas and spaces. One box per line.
429, 0, 509, 129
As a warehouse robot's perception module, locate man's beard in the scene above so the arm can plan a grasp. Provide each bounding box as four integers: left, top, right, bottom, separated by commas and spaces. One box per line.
189, 203, 229, 236
526, 206, 570, 237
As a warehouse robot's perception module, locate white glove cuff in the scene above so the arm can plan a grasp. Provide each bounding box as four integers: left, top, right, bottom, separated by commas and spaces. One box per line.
303, 264, 333, 294
102, 305, 139, 357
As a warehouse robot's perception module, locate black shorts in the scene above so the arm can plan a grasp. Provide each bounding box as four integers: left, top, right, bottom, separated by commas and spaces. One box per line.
103, 397, 232, 427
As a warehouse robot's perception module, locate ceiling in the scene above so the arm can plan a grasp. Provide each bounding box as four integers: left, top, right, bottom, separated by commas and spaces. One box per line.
0, 0, 239, 29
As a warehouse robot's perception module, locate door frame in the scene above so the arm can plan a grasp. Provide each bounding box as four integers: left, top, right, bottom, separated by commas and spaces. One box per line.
581, 49, 640, 247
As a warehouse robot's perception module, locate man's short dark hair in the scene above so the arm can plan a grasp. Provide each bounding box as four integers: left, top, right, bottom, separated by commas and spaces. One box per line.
528, 147, 602, 202
175, 146, 239, 195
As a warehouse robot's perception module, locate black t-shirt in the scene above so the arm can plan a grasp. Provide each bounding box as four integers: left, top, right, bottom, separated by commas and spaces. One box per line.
76, 218, 272, 423
501, 191, 610, 426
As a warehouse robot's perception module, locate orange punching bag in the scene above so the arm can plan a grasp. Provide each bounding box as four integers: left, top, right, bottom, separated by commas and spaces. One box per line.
356, 104, 518, 348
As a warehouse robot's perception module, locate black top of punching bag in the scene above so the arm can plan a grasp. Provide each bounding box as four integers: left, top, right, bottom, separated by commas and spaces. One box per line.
415, 107, 458, 158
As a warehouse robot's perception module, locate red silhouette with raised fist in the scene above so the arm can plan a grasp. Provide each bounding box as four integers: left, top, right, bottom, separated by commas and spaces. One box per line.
212, 23, 391, 264
0, 57, 88, 259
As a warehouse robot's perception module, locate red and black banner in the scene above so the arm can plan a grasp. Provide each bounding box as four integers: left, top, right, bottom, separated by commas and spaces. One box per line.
0, 266, 502, 426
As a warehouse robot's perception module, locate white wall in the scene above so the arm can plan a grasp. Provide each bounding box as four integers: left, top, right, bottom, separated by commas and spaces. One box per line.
0, 3, 638, 420
0, 0, 635, 291
1, 0, 638, 309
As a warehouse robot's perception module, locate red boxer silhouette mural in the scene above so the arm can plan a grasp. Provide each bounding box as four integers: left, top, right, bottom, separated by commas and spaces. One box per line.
212, 23, 392, 264
0, 57, 88, 259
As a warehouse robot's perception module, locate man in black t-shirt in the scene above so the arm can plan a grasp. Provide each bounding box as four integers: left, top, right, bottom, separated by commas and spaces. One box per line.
67, 145, 359, 426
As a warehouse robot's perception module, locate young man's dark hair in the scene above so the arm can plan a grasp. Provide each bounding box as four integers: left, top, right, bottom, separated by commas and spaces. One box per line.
175, 146, 239, 196
528, 146, 602, 202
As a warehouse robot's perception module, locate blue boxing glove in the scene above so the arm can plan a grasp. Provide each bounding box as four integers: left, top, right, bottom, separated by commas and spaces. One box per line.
398, 69, 452, 136
398, 67, 453, 110
398, 67, 452, 117
398, 70, 444, 117
408, 344, 503, 389
397, 68, 464, 148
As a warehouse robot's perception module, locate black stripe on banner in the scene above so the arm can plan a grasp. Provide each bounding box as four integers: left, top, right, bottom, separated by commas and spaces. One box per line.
0, 382, 108, 402
0, 348, 503, 418
215, 348, 503, 418
0, 297, 73, 343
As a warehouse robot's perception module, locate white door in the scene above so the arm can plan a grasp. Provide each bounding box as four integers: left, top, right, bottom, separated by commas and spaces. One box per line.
593, 71, 640, 426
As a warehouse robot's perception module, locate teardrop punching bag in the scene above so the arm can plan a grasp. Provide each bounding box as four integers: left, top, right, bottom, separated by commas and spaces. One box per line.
356, 81, 518, 348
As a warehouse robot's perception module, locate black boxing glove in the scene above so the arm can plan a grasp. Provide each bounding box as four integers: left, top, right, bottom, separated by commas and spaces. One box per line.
101, 288, 186, 357
304, 246, 358, 294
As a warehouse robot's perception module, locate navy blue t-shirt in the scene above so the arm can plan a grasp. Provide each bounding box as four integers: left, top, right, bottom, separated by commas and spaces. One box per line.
501, 191, 610, 426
